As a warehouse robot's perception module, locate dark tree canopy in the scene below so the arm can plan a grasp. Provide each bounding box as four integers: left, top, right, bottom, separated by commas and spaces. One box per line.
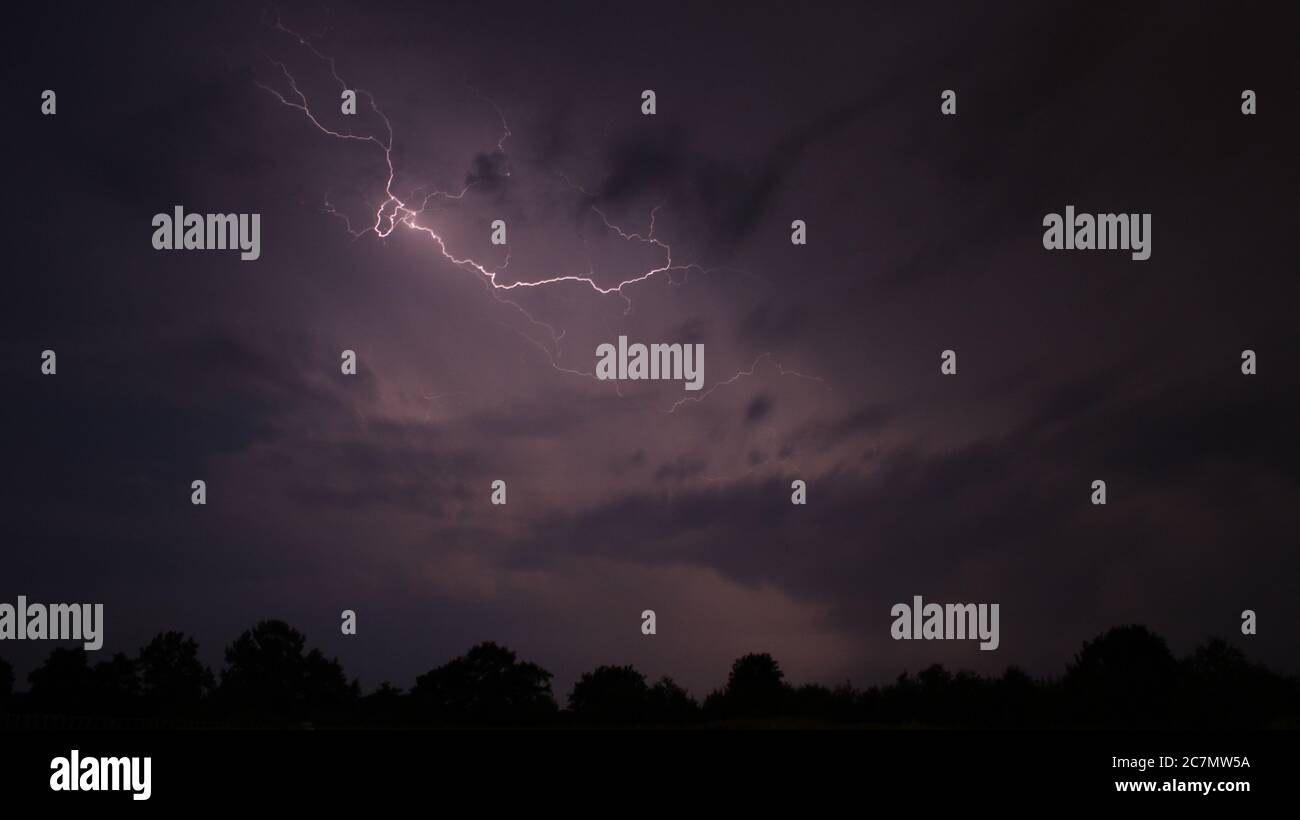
1064, 624, 1179, 726
360, 681, 406, 725
569, 665, 650, 723
710, 652, 792, 719
218, 620, 358, 723
28, 647, 95, 709
0, 656, 13, 701
91, 652, 141, 714
411, 641, 555, 724
28, 647, 143, 715
646, 676, 699, 723
1179, 637, 1288, 728
138, 631, 214, 714
1, 623, 1296, 729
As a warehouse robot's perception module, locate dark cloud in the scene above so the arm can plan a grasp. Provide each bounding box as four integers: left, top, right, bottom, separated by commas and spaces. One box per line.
2, 0, 1298, 696
654, 456, 708, 484
464, 150, 513, 194
745, 394, 773, 424
739, 301, 809, 346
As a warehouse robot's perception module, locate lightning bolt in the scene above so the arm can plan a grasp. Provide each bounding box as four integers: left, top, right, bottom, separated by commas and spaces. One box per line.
257, 12, 824, 409
667, 354, 827, 415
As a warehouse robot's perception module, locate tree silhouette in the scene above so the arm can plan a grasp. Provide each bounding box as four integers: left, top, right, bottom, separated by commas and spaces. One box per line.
915, 664, 954, 724
91, 652, 141, 716
138, 631, 214, 716
218, 620, 358, 724
28, 647, 95, 711
0, 656, 13, 704
411, 641, 555, 725
569, 665, 650, 724
791, 682, 858, 723
2, 621, 1296, 728
1181, 637, 1290, 728
360, 681, 406, 725
646, 676, 699, 723
993, 666, 1042, 727
1064, 624, 1178, 726
711, 652, 791, 719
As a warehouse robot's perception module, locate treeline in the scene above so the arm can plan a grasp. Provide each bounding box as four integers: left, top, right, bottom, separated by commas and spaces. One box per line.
0, 622, 1296, 728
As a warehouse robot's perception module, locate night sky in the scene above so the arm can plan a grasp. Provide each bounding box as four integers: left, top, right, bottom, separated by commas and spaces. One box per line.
3, 1, 1298, 699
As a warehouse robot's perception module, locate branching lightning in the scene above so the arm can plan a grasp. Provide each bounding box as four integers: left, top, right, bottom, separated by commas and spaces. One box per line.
668, 354, 826, 414
257, 12, 824, 411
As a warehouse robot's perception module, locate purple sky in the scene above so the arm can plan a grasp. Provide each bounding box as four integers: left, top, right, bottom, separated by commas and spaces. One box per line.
3, 1, 1299, 699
